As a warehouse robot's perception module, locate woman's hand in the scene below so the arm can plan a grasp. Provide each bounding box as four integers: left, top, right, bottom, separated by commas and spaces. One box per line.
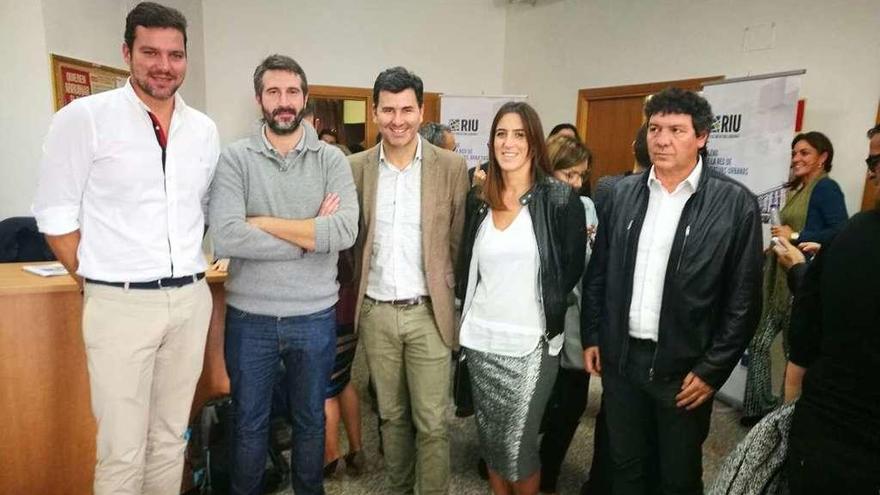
770, 224, 794, 239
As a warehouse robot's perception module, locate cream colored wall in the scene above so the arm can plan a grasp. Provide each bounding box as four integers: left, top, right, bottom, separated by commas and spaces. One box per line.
201, 0, 508, 144
502, 0, 880, 214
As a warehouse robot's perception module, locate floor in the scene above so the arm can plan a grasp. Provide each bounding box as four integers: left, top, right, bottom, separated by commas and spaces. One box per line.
271, 344, 752, 495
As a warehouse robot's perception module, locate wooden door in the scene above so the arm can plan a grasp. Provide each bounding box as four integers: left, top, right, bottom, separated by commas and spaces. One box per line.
861, 102, 880, 211
576, 76, 723, 191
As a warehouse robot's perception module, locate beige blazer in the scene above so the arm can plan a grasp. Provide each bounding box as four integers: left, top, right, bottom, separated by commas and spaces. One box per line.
348, 140, 469, 347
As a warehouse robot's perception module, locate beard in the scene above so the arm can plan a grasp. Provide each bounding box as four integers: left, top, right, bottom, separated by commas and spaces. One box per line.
132, 71, 182, 101
263, 105, 303, 135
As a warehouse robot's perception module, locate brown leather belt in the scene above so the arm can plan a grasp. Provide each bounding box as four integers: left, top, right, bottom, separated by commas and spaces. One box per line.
366, 295, 431, 307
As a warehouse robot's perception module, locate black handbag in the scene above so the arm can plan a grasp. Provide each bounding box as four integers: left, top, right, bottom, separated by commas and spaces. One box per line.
453, 350, 474, 418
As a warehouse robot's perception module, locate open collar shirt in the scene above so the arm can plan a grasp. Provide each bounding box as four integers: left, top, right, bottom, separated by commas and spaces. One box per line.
628, 157, 703, 341
32, 80, 220, 281
366, 137, 428, 300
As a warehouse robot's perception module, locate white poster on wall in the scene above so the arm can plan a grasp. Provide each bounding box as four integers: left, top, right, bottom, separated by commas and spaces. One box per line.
701, 71, 803, 223
701, 70, 803, 409
440, 94, 527, 168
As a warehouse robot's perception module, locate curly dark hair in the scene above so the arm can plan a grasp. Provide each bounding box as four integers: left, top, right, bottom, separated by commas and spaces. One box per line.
644, 87, 714, 138
124, 2, 188, 51
372, 67, 424, 107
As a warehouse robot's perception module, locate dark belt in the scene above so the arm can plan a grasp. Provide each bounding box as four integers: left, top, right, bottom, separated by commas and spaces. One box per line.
366, 295, 430, 307
86, 272, 205, 290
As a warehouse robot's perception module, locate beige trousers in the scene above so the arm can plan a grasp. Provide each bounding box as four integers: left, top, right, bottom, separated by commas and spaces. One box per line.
82, 279, 212, 495
359, 299, 451, 495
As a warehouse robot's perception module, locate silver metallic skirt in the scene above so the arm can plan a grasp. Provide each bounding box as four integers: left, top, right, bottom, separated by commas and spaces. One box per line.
465, 341, 558, 481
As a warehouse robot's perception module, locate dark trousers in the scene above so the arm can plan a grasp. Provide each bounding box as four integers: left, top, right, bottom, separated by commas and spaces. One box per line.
787, 404, 880, 495
601, 338, 711, 495
225, 305, 337, 495
539, 366, 590, 492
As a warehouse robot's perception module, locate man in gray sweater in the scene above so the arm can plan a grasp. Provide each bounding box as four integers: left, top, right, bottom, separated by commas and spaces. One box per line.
208, 54, 358, 495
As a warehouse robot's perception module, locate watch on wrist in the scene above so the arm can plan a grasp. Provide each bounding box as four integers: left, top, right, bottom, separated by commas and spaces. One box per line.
789, 231, 800, 242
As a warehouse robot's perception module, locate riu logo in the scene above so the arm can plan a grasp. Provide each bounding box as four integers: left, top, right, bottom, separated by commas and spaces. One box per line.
448, 118, 479, 133
712, 114, 742, 133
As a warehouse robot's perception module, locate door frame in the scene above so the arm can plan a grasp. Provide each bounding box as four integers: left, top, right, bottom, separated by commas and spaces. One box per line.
575, 76, 724, 142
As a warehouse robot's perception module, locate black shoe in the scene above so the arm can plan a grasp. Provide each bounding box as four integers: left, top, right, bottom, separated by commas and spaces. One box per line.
477, 458, 489, 480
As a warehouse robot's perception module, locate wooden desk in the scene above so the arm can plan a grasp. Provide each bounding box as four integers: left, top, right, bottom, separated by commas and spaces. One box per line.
0, 263, 230, 494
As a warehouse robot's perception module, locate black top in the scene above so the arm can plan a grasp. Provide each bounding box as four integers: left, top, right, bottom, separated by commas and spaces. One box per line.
790, 209, 880, 449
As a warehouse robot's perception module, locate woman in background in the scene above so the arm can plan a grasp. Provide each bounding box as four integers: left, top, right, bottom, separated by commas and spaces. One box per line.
537, 134, 597, 495
741, 131, 847, 425
456, 102, 586, 495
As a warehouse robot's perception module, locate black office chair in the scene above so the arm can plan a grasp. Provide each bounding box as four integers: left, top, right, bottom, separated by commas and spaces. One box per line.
0, 217, 56, 262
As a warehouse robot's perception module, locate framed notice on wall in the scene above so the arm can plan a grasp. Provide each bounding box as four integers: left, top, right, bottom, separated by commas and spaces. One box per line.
51, 54, 128, 110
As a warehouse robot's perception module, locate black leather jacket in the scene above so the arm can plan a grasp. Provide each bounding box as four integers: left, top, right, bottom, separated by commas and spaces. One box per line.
456, 176, 586, 340
581, 167, 763, 389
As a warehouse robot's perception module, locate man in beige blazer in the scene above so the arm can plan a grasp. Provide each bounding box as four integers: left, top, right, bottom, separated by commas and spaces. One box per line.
348, 67, 468, 494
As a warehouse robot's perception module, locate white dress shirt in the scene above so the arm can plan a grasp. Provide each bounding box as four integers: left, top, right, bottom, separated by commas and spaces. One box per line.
32, 80, 220, 282
460, 208, 550, 356
628, 158, 702, 341
366, 137, 428, 300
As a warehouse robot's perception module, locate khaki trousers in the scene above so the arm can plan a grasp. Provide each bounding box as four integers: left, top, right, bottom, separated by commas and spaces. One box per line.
82, 279, 212, 495
359, 299, 451, 495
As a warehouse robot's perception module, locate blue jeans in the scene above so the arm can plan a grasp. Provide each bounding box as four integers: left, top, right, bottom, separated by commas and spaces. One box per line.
225, 305, 336, 495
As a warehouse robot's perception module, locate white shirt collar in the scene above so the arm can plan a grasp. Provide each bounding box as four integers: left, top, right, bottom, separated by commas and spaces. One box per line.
648, 155, 703, 194
379, 136, 423, 171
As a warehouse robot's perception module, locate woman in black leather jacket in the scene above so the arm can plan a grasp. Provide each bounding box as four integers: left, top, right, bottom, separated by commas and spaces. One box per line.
455, 101, 585, 495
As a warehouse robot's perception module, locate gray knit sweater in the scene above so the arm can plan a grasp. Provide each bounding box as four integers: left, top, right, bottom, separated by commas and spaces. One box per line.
208, 124, 358, 316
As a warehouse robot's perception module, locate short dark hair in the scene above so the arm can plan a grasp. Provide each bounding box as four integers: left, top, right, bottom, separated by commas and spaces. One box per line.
644, 87, 714, 138
372, 67, 424, 107
483, 101, 549, 210
549, 123, 579, 139
253, 54, 309, 97
868, 123, 880, 139
124, 2, 188, 51
301, 98, 315, 118
792, 131, 834, 172
319, 129, 338, 140
419, 122, 452, 147
633, 123, 650, 170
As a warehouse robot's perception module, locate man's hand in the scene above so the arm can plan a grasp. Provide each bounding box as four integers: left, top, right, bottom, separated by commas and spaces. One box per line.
675, 372, 715, 410
771, 236, 806, 270
472, 168, 487, 188
317, 193, 340, 217
584, 346, 602, 376
211, 258, 230, 272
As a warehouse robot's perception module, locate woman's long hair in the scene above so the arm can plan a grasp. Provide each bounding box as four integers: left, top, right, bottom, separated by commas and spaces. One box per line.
482, 101, 550, 210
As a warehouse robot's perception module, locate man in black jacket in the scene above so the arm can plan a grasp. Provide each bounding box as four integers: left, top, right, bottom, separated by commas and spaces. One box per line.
581, 88, 763, 495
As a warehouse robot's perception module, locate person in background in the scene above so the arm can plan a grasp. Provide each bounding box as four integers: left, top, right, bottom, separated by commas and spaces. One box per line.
348, 66, 468, 495
741, 131, 848, 426
420, 121, 458, 151
209, 54, 358, 495
538, 134, 596, 495
457, 101, 586, 495
780, 123, 880, 494
32, 3, 219, 493
582, 88, 763, 495
319, 128, 339, 144
592, 123, 651, 215
548, 122, 580, 140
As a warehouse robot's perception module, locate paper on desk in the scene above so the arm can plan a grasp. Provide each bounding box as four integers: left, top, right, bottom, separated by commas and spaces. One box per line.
23, 262, 68, 277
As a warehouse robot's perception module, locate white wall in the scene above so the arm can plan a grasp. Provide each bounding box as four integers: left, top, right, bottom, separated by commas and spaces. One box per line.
42, 0, 207, 110
202, 0, 508, 144
502, 0, 880, 214
0, 1, 53, 219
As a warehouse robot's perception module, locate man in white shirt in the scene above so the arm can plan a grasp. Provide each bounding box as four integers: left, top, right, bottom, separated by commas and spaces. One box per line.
348, 67, 468, 494
582, 88, 763, 495
31, 3, 219, 494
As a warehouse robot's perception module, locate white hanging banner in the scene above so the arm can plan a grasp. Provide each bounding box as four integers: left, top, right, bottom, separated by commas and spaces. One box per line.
440, 94, 527, 168
701, 70, 804, 223
701, 70, 803, 409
